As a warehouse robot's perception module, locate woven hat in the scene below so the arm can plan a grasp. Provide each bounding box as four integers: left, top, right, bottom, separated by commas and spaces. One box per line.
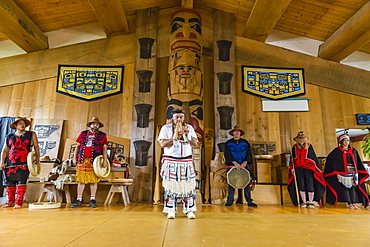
93, 155, 111, 178
87, 117, 104, 128
229, 125, 245, 136
10, 117, 31, 129
293, 131, 309, 142
27, 151, 41, 176
338, 133, 350, 143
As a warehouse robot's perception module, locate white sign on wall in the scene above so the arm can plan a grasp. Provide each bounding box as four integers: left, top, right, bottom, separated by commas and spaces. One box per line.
261, 98, 309, 112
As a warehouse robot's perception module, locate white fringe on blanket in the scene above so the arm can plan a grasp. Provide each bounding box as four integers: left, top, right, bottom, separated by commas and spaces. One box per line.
162, 179, 196, 197
337, 174, 358, 188
161, 157, 196, 196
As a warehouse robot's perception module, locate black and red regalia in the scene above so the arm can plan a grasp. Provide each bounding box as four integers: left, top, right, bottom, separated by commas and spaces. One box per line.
4, 131, 33, 185
288, 143, 326, 206
323, 146, 369, 207
75, 130, 108, 184
3, 131, 33, 207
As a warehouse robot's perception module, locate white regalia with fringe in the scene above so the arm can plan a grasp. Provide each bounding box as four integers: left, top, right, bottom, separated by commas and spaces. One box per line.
157, 122, 198, 213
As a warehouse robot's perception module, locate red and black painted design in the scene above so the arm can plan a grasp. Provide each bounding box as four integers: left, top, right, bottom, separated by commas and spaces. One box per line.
6, 165, 28, 177
4, 186, 16, 206
6, 131, 32, 166
76, 130, 108, 162
3, 132, 32, 185
15, 185, 27, 206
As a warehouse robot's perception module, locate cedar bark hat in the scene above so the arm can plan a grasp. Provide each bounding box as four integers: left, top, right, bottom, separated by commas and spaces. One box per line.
229, 125, 245, 136
87, 117, 104, 127
293, 131, 309, 142
10, 117, 31, 129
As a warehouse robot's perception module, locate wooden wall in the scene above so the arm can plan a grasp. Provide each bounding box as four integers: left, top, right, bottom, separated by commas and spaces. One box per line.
156, 53, 370, 159
0, 62, 135, 160
0, 33, 136, 158
235, 73, 370, 156
0, 33, 369, 163
233, 33, 370, 157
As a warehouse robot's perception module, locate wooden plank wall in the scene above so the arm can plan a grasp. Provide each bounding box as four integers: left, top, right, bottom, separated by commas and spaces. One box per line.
0, 64, 135, 159
235, 71, 370, 157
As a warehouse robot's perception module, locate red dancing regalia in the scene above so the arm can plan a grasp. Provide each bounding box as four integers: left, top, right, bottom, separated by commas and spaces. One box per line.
323, 146, 369, 207
4, 131, 33, 183
3, 131, 33, 207
288, 144, 326, 206
75, 130, 108, 184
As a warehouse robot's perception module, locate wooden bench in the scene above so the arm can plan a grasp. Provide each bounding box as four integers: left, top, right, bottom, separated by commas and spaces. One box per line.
104, 181, 132, 206
34, 180, 133, 206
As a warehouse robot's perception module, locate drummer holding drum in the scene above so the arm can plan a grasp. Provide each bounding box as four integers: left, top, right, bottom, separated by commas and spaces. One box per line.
70, 117, 108, 208
224, 125, 257, 207
1, 117, 40, 209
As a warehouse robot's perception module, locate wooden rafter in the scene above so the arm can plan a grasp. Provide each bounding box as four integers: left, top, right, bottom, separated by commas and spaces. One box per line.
0, 0, 48, 53
88, 0, 130, 36
318, 1, 370, 62
243, 0, 291, 42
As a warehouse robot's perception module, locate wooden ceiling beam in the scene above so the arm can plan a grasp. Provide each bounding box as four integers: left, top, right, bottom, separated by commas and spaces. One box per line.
318, 1, 370, 62
243, 0, 291, 42
88, 0, 130, 36
0, 34, 136, 87
0, 0, 48, 53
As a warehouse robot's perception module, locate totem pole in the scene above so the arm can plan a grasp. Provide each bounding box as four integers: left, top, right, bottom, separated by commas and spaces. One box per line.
167, 9, 204, 201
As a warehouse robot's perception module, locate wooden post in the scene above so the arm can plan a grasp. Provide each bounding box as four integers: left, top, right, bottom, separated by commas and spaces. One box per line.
130, 8, 158, 202
213, 9, 237, 203
213, 10, 236, 151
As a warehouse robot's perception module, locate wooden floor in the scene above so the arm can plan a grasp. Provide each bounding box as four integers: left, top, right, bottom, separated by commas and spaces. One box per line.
1, 198, 370, 247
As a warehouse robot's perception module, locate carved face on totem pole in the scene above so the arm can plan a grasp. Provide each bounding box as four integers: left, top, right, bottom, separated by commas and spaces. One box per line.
168, 9, 204, 142
169, 50, 202, 95
170, 9, 202, 53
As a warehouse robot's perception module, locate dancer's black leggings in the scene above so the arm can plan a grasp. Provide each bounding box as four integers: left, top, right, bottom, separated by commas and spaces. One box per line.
295, 167, 314, 192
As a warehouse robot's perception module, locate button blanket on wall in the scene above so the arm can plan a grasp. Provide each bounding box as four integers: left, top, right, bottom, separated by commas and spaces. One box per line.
56, 65, 124, 101
242, 65, 305, 100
